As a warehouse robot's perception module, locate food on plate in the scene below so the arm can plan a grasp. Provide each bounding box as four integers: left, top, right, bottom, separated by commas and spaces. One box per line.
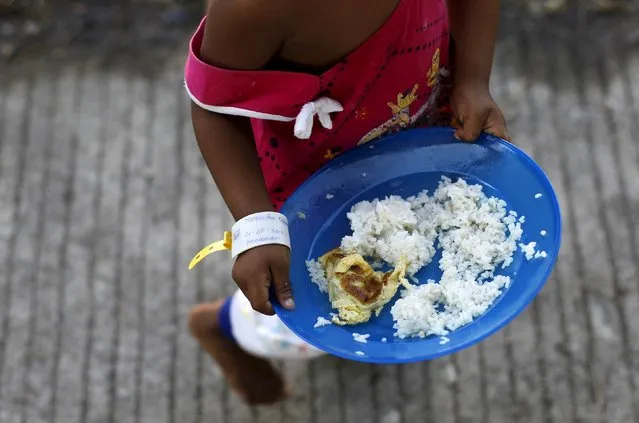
318, 248, 409, 325
352, 333, 370, 343
307, 177, 550, 339
313, 317, 332, 328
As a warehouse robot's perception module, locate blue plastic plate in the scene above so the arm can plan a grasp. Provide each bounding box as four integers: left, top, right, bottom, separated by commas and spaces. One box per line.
274, 127, 562, 364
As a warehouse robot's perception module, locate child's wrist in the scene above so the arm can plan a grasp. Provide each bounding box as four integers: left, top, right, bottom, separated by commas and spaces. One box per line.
229, 198, 276, 221
452, 73, 490, 91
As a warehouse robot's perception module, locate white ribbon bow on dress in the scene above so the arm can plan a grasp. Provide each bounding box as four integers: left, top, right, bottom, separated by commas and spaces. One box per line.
293, 97, 344, 140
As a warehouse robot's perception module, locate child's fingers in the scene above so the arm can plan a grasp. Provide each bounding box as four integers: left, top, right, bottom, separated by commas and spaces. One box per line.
271, 258, 295, 310
250, 296, 275, 315
485, 124, 510, 141
232, 258, 274, 316
247, 275, 275, 316
485, 110, 510, 141
455, 109, 489, 142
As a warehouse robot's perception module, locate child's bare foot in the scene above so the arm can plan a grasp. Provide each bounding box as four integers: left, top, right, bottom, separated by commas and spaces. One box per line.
188, 301, 288, 405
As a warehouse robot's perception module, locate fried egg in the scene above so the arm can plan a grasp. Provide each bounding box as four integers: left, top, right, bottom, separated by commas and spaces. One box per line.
319, 248, 409, 325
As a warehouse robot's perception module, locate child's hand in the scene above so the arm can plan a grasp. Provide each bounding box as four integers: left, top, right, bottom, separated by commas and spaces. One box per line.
451, 82, 510, 142
232, 245, 295, 316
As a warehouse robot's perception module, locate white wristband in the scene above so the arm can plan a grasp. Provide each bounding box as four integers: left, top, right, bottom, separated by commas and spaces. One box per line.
231, 212, 290, 258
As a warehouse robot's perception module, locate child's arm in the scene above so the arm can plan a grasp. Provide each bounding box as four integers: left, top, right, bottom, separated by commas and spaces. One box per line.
191, 0, 298, 315
446, 0, 510, 141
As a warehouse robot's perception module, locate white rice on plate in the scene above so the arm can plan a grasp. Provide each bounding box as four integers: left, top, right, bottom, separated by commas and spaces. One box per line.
307, 177, 535, 339
341, 193, 438, 276
519, 241, 537, 260
534, 250, 547, 259
306, 259, 328, 293
352, 333, 370, 343
314, 316, 332, 328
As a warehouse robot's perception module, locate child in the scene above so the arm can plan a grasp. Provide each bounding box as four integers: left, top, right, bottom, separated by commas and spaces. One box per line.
185, 0, 509, 405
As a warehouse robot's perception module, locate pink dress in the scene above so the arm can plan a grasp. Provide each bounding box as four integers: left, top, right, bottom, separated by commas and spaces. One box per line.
185, 0, 453, 210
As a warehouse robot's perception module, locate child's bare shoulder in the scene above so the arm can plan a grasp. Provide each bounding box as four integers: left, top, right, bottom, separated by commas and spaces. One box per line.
202, 0, 302, 69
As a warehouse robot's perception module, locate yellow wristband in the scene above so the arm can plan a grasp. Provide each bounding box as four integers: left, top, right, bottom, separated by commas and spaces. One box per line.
188, 231, 232, 270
